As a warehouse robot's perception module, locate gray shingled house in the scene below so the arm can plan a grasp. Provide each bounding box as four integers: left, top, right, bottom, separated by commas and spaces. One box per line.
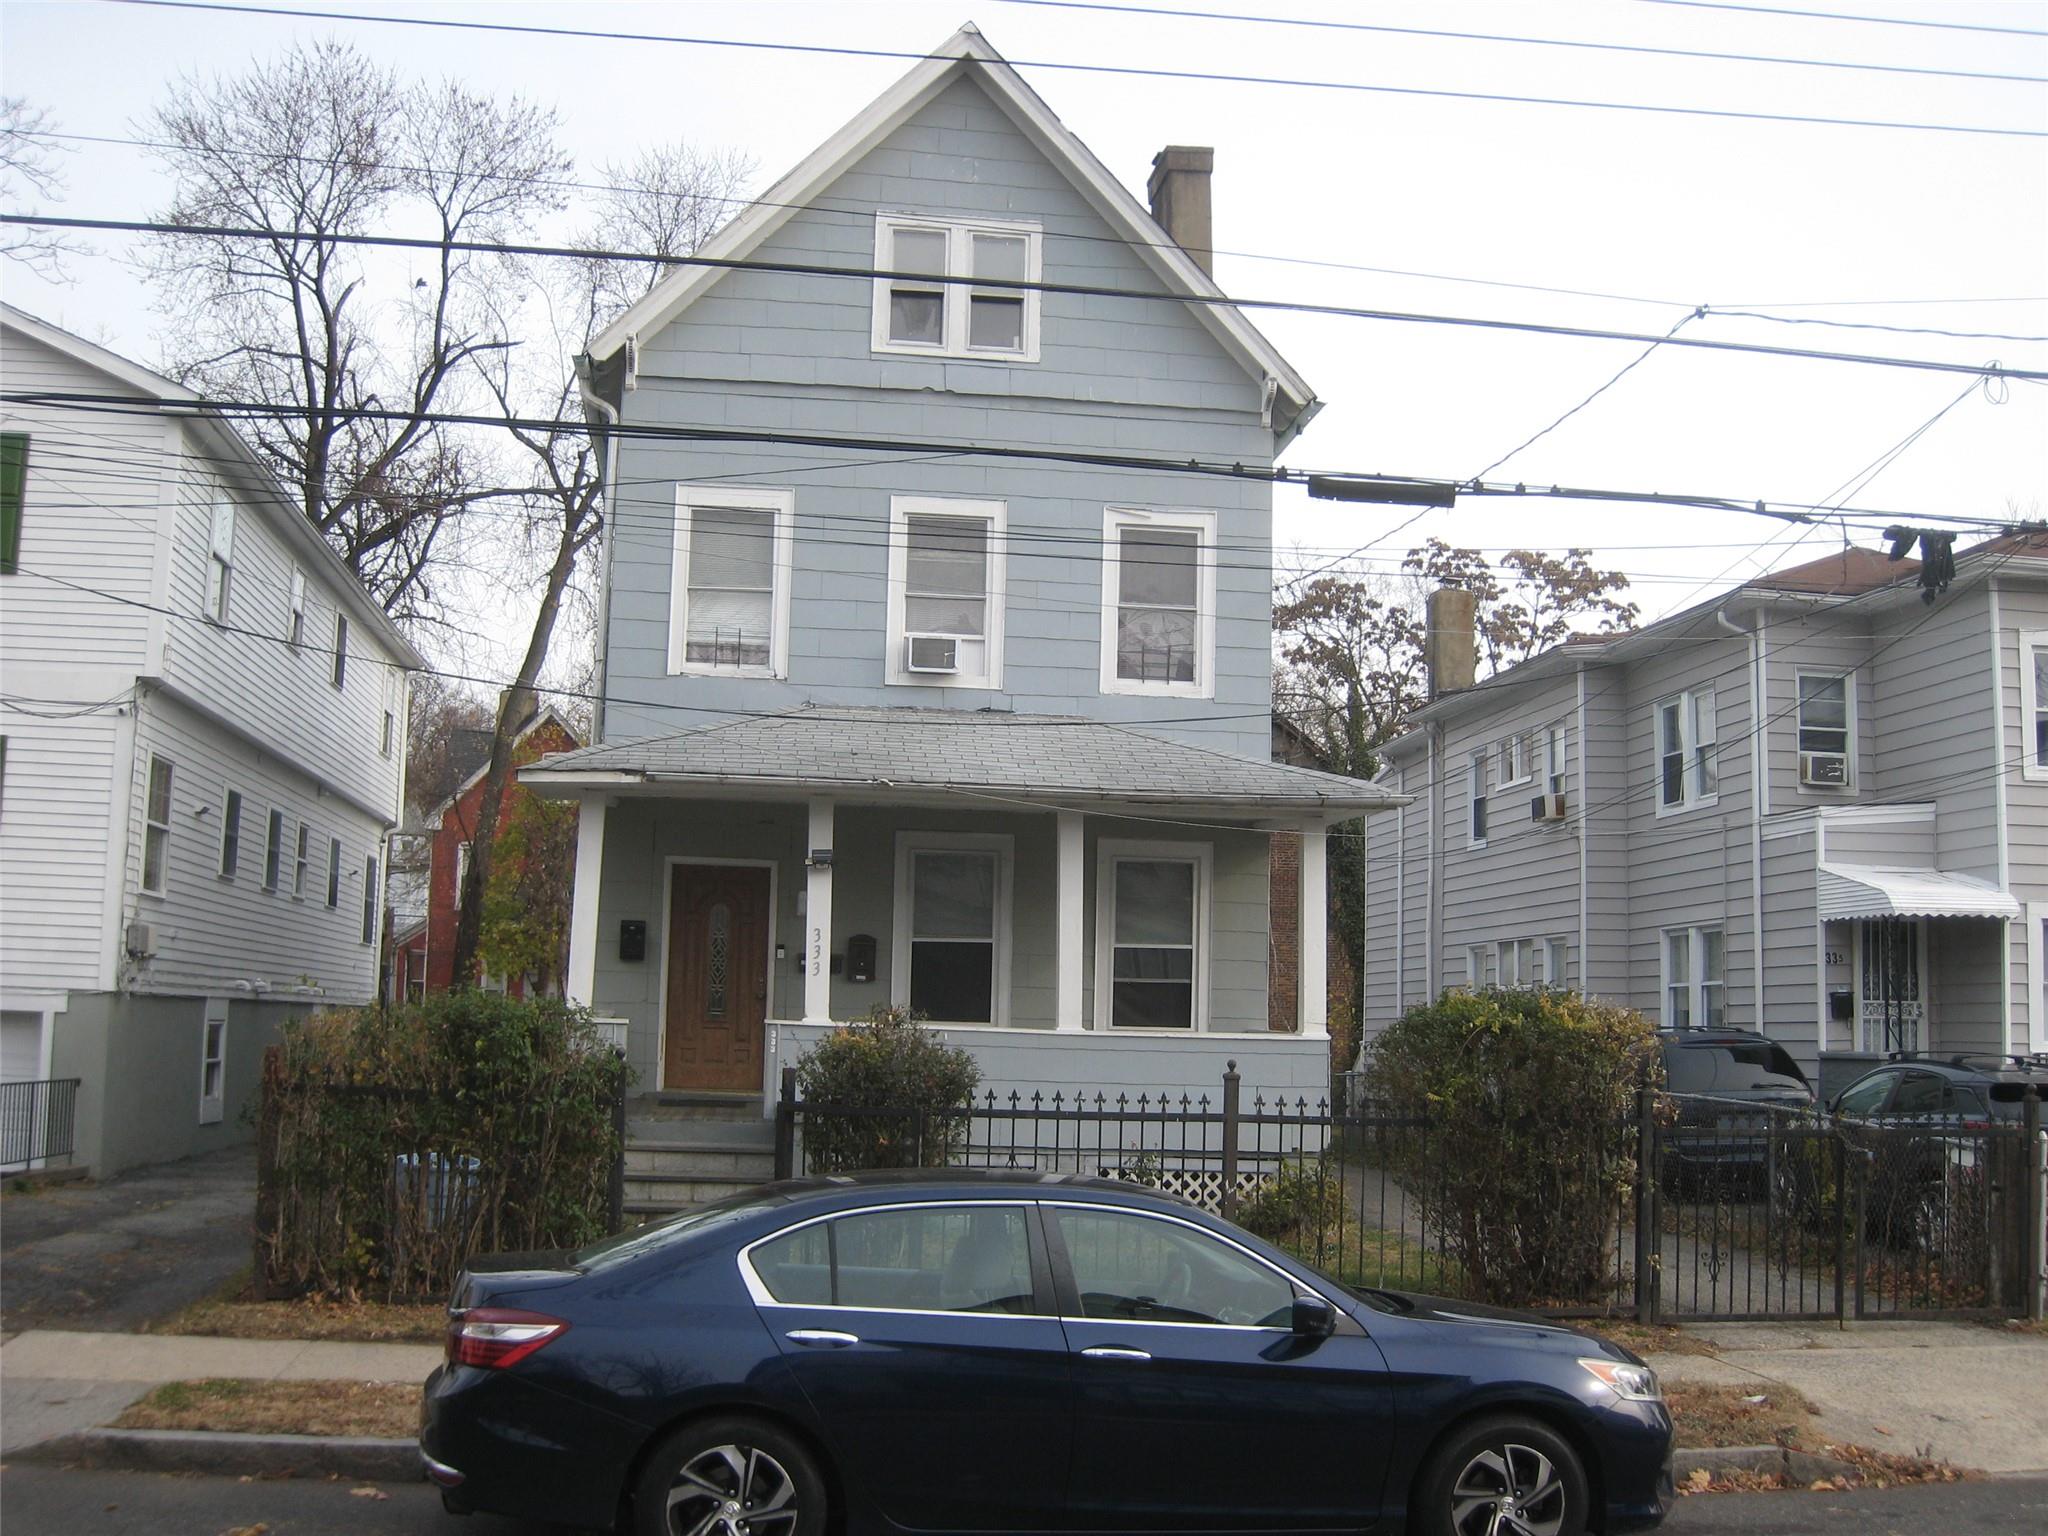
522, 26, 1398, 1128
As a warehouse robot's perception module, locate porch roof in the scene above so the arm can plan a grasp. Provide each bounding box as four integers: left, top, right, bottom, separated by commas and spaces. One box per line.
1816, 864, 2022, 922
521, 705, 1405, 815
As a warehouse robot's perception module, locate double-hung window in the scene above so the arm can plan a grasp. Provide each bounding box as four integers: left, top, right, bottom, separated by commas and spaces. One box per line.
142, 755, 174, 895
1498, 734, 1533, 788
362, 855, 378, 945
2021, 631, 2048, 781
888, 497, 1004, 688
331, 614, 349, 690
1796, 672, 1852, 788
286, 566, 306, 648
1467, 750, 1488, 847
1655, 687, 1718, 812
1, 431, 27, 576
894, 833, 1012, 1026
1664, 926, 1726, 1028
1098, 841, 1207, 1030
669, 487, 793, 677
199, 999, 227, 1125
1497, 938, 1536, 985
293, 823, 310, 899
872, 214, 1041, 361
326, 837, 342, 908
1102, 508, 1215, 696
1464, 944, 1487, 988
1545, 726, 1567, 796
219, 789, 242, 879
206, 493, 235, 623
263, 808, 284, 891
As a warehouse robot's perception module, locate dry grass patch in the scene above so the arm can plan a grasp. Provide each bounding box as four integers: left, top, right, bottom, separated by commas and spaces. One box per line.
150, 1290, 444, 1344
1665, 1383, 1818, 1450
1572, 1321, 1719, 1359
112, 1379, 418, 1439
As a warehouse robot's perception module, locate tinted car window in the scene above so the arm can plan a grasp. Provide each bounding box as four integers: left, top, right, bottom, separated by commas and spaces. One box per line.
1055, 1208, 1295, 1327
1947, 1083, 1988, 1118
1834, 1072, 1895, 1117
1661, 1044, 1715, 1094
1719, 1044, 1809, 1088
753, 1206, 1033, 1315
1889, 1072, 1944, 1115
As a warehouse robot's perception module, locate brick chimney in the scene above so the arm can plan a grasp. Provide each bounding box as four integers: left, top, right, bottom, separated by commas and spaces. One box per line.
1425, 588, 1478, 699
1147, 146, 1215, 277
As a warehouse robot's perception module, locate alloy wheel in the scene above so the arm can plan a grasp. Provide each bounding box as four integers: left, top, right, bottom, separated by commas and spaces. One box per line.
665, 1443, 801, 1536
1447, 1441, 1568, 1536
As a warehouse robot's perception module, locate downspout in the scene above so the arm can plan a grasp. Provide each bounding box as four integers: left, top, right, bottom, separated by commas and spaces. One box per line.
1990, 581, 2012, 1054
1393, 764, 1405, 1016
1426, 722, 1443, 993
1718, 607, 1768, 1034
1575, 665, 1589, 995
575, 356, 622, 743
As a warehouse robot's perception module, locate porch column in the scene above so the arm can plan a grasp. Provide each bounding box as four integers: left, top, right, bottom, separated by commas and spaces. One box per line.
804, 797, 835, 1025
1056, 811, 1085, 1031
1298, 820, 1329, 1039
565, 793, 606, 1007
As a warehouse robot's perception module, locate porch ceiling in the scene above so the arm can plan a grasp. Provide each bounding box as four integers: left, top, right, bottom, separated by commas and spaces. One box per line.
1817, 863, 2021, 922
521, 705, 1405, 815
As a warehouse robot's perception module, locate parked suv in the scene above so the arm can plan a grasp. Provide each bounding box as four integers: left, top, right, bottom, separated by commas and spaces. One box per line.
1656, 1028, 1816, 1189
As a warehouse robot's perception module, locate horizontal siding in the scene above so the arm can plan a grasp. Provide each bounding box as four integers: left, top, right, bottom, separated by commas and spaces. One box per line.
1870, 587, 1998, 879
1759, 619, 1876, 808
0, 710, 120, 992
2001, 582, 2048, 1051
125, 690, 384, 1004
1760, 832, 1821, 1070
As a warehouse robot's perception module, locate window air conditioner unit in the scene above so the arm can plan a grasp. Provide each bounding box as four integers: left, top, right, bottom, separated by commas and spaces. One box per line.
1799, 751, 1848, 787
905, 634, 960, 675
1529, 793, 1568, 823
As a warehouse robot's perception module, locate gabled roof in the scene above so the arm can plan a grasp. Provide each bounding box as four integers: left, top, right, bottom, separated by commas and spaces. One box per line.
522, 705, 1401, 814
0, 302, 426, 671
586, 25, 1317, 439
427, 705, 583, 829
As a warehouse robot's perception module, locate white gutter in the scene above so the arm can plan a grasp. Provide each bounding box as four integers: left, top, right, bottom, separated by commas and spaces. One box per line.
1990, 580, 2012, 1054
1575, 665, 1590, 995
576, 358, 622, 743
1426, 722, 1443, 992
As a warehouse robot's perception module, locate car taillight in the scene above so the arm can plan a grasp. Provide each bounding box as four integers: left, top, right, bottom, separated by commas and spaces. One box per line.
447, 1307, 568, 1369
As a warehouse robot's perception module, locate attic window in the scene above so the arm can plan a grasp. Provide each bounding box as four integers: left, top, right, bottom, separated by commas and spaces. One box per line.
873, 214, 1041, 363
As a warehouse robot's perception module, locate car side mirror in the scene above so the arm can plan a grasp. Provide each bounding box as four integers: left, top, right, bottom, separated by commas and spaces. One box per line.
1291, 1293, 1336, 1339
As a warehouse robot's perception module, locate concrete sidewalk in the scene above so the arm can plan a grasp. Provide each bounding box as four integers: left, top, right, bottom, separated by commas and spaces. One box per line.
0, 1329, 441, 1455
1642, 1321, 2048, 1476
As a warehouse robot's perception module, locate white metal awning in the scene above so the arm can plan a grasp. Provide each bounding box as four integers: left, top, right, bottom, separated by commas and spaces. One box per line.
1816, 864, 2021, 922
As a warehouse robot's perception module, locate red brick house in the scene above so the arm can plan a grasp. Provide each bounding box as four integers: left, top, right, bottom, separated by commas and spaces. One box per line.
415, 708, 581, 997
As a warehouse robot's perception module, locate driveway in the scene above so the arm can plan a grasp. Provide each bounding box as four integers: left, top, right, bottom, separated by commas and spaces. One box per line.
0, 1145, 255, 1334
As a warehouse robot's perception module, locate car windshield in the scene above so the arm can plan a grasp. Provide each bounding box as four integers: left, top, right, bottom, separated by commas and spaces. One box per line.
572, 1192, 788, 1270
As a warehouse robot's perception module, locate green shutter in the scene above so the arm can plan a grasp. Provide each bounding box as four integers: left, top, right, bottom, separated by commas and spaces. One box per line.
0, 433, 27, 575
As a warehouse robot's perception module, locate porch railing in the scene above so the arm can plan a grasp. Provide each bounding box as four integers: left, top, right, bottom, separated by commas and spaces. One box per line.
0, 1077, 81, 1170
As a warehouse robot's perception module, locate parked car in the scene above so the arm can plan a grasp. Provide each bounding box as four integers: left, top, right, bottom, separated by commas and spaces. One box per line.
1829, 1053, 2048, 1126
419, 1170, 1674, 1535
1656, 1028, 1816, 1190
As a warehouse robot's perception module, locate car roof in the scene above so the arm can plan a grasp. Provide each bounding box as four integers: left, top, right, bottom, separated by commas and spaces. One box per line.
1657, 1028, 1779, 1047
753, 1167, 1197, 1208
1870, 1054, 2048, 1083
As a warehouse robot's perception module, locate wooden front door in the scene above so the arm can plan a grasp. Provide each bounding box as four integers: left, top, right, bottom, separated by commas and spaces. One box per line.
665, 864, 771, 1092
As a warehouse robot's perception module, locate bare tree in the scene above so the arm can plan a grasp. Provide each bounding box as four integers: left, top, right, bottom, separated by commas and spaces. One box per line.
141, 41, 570, 619
2, 97, 82, 278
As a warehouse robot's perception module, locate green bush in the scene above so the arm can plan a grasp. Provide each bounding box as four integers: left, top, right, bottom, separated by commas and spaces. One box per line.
257, 992, 629, 1301
1236, 1157, 1346, 1242
795, 1004, 981, 1172
1365, 987, 1658, 1307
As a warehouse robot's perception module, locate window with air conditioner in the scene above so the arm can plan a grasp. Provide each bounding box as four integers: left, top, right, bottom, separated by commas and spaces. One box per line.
1796, 671, 1853, 789
872, 214, 1041, 362
888, 497, 1004, 688
668, 487, 794, 678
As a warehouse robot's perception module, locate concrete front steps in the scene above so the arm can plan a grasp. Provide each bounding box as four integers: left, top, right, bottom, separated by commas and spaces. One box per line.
623, 1094, 777, 1216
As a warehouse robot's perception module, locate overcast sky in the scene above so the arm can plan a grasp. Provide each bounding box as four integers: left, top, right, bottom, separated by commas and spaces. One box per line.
4, 0, 2044, 680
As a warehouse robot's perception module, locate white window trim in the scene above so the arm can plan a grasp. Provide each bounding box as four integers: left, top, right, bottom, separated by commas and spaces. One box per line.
890, 831, 1016, 1028
218, 788, 242, 880
292, 821, 310, 901
362, 855, 378, 946
1094, 837, 1212, 1033
326, 836, 342, 909
262, 807, 284, 892
1498, 733, 1534, 789
1466, 750, 1488, 849
1497, 937, 1539, 987
142, 753, 174, 896
1463, 944, 1487, 989
884, 496, 1006, 689
1794, 668, 1856, 793
198, 998, 227, 1126
205, 490, 234, 624
331, 612, 349, 691
2020, 629, 2048, 783
667, 485, 796, 680
1541, 936, 1567, 987
286, 565, 306, 649
1545, 725, 1567, 796
1661, 924, 1726, 1028
870, 212, 1043, 363
1099, 507, 1217, 699
1653, 687, 1719, 817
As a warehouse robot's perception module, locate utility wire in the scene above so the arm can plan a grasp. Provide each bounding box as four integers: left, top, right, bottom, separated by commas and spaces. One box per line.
993, 0, 2048, 84
90, 0, 2048, 138
1631, 0, 2048, 39
8, 214, 2043, 386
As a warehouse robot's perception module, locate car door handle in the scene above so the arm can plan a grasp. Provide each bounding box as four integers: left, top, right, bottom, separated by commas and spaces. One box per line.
786, 1329, 859, 1348
1080, 1346, 1151, 1361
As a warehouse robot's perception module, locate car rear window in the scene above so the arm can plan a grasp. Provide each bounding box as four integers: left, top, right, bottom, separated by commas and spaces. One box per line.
572, 1193, 788, 1270
1719, 1044, 1809, 1087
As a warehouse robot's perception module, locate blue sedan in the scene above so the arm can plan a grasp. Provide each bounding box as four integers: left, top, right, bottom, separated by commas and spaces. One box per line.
419, 1170, 1672, 1535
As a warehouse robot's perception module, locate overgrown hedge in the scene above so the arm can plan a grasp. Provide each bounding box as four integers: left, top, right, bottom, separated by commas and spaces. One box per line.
255, 993, 629, 1301
1366, 987, 1658, 1306
795, 1004, 981, 1172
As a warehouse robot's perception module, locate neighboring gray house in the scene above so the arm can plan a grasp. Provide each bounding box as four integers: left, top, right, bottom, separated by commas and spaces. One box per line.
525, 26, 1397, 1115
0, 304, 423, 1175
1364, 538, 2048, 1096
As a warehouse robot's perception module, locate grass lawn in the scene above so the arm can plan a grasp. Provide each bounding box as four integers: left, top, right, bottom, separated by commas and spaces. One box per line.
1276, 1223, 1464, 1296
1664, 1383, 1818, 1449
1572, 1320, 1720, 1359
112, 1379, 419, 1439
148, 1270, 444, 1344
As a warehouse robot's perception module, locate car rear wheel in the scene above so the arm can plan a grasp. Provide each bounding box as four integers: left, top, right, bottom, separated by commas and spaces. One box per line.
1414, 1414, 1590, 1536
633, 1415, 826, 1536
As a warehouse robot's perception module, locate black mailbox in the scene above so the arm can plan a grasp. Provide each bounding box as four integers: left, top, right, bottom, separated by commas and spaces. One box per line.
846, 933, 877, 984
619, 919, 647, 962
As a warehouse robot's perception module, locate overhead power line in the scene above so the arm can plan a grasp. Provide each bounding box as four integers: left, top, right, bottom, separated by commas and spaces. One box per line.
7, 214, 2042, 386
993, 0, 2048, 84
92, 0, 2047, 138
1631, 0, 2048, 39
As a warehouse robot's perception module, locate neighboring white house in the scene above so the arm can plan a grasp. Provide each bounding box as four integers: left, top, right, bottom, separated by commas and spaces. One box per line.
1364, 538, 2048, 1099
0, 304, 424, 1175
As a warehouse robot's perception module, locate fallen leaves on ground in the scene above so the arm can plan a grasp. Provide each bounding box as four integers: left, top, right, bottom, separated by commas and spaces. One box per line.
110, 1379, 418, 1439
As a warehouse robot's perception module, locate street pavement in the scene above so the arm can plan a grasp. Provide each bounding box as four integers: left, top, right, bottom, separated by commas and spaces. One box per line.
4, 1465, 2047, 1534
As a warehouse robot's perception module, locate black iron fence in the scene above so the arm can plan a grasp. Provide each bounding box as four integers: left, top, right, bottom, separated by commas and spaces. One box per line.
0, 1077, 80, 1170
773, 1065, 2047, 1324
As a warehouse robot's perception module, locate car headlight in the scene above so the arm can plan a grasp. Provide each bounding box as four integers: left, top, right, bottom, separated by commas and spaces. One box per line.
1579, 1357, 1663, 1402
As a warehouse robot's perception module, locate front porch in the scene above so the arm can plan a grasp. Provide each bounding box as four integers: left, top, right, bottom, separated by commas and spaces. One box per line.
526, 706, 1402, 1115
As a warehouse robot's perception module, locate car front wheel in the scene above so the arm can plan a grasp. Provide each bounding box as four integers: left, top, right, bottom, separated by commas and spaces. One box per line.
1414, 1413, 1590, 1536
633, 1415, 826, 1536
